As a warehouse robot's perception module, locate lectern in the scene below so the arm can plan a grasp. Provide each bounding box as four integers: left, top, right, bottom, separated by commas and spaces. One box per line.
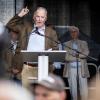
21, 50, 66, 81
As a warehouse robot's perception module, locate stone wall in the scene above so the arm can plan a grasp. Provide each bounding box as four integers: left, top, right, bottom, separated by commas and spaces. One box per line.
0, 0, 23, 25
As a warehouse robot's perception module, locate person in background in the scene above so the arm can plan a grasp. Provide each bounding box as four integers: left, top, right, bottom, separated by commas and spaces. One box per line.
30, 74, 67, 100
63, 26, 89, 100
0, 22, 10, 79
5, 30, 21, 84
0, 80, 34, 100
53, 43, 64, 76
6, 6, 58, 88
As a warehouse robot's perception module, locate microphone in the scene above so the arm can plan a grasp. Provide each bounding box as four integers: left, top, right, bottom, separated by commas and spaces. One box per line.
32, 27, 39, 34
32, 27, 43, 36
35, 27, 38, 33
32, 27, 38, 33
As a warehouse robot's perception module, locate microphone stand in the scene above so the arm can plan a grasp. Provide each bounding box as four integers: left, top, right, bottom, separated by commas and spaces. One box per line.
76, 51, 80, 100
35, 30, 60, 47
35, 31, 97, 61
36, 30, 98, 100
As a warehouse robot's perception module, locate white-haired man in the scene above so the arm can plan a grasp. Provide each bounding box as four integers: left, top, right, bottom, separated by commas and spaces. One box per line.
63, 26, 89, 100
7, 7, 58, 88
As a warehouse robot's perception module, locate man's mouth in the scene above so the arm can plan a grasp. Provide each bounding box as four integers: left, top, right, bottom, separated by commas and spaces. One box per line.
37, 22, 42, 24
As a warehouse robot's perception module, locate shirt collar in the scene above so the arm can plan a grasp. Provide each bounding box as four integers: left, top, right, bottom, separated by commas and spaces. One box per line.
34, 25, 45, 31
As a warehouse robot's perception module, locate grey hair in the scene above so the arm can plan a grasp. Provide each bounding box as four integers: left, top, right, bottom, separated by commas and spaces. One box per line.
33, 7, 47, 17
68, 26, 79, 34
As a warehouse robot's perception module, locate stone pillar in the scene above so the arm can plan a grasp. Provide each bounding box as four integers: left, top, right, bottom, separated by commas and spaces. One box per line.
0, 0, 15, 25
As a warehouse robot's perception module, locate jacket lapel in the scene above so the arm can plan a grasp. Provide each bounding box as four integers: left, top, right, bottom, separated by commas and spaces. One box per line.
45, 27, 50, 50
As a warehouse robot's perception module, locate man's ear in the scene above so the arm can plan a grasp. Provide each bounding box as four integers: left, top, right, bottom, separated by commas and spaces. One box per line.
45, 16, 47, 22
33, 14, 35, 21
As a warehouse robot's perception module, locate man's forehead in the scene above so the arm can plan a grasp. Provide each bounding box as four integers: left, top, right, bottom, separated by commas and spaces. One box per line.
35, 9, 47, 15
70, 30, 79, 34
71, 31, 78, 33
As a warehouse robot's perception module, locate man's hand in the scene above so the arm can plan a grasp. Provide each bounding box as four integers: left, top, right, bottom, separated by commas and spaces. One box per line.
12, 68, 20, 75
18, 6, 29, 17
71, 53, 79, 59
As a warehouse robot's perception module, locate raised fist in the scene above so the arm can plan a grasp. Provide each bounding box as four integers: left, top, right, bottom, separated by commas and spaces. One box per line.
18, 6, 29, 17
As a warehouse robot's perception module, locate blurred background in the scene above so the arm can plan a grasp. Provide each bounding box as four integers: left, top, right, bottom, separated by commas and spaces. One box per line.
0, 0, 100, 99
0, 0, 100, 59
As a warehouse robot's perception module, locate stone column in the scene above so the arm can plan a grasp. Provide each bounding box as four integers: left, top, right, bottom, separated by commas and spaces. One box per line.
0, 0, 15, 25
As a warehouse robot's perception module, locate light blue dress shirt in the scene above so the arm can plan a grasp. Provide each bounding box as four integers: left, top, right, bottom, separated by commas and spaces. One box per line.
70, 40, 81, 67
27, 26, 45, 51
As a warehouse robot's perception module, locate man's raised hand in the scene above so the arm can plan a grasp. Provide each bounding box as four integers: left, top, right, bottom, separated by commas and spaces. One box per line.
18, 6, 29, 17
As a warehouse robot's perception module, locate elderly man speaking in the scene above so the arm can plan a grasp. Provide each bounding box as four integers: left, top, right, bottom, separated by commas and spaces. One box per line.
7, 7, 58, 88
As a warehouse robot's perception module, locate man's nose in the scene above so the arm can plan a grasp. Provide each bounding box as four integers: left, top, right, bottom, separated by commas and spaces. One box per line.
36, 97, 43, 100
38, 17, 42, 21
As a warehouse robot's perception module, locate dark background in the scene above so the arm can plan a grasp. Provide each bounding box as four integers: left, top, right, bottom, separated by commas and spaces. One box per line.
23, 0, 100, 44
